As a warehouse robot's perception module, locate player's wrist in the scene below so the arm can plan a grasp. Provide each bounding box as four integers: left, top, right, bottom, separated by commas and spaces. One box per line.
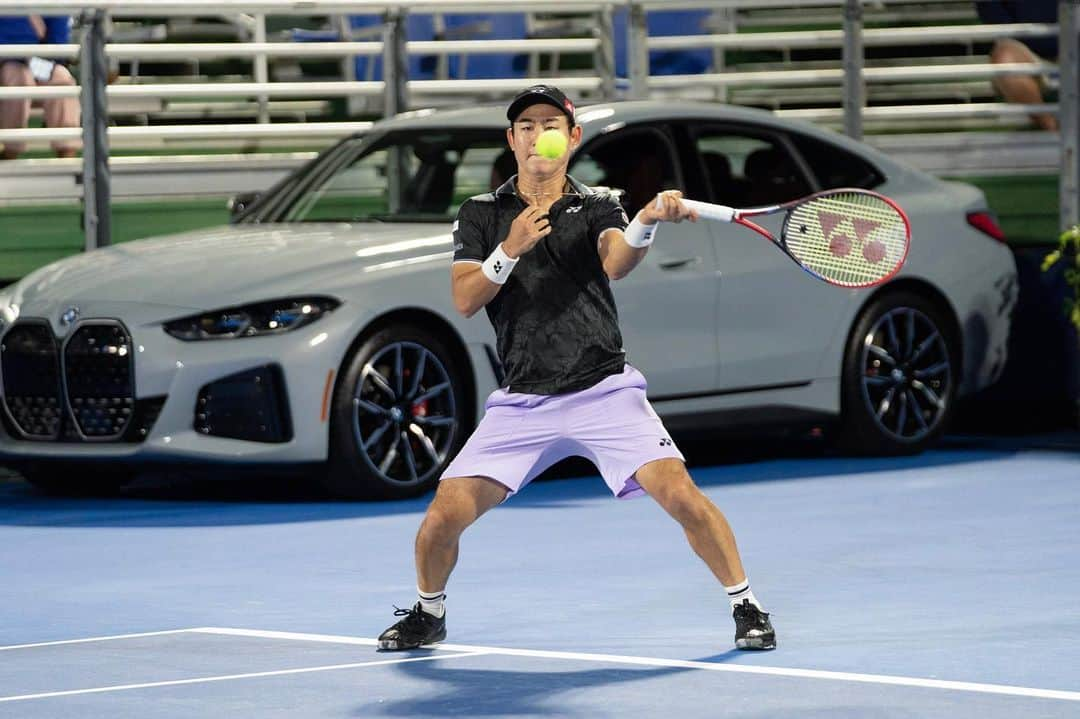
482, 242, 519, 284
623, 215, 657, 248
634, 209, 658, 227
500, 239, 521, 259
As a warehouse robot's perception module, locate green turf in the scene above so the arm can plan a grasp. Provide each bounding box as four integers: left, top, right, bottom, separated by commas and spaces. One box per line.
957, 175, 1061, 246
0, 199, 229, 279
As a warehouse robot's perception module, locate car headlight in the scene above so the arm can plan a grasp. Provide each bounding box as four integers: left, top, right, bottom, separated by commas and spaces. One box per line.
163, 296, 340, 341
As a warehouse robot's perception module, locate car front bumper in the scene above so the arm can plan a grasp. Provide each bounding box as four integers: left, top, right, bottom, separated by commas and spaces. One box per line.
0, 306, 350, 467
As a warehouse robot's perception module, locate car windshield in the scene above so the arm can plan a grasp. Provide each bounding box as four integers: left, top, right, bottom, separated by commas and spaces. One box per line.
276, 129, 510, 223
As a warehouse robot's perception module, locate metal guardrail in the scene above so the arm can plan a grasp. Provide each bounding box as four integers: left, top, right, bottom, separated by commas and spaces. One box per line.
648, 22, 1061, 50
0, 121, 374, 143
0, 38, 601, 59
0, 0, 1077, 236
0, 2, 1067, 129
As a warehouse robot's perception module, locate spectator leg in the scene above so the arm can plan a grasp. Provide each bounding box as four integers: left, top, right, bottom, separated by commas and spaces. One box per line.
990, 38, 1058, 132
42, 63, 81, 158
0, 61, 33, 160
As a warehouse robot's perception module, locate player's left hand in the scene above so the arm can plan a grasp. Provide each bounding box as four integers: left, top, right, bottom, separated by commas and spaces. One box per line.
639, 189, 698, 225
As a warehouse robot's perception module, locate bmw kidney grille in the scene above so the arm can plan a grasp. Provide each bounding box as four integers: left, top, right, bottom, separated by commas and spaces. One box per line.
1, 319, 161, 443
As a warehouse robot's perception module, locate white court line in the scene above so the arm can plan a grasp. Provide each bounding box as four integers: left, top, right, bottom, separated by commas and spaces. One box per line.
0, 650, 488, 703
195, 627, 1080, 703
0, 629, 195, 651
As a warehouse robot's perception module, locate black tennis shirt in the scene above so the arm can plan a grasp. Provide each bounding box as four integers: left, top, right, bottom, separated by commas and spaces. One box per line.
453, 174, 630, 395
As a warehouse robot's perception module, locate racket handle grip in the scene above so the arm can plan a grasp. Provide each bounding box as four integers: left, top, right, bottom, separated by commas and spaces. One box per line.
681, 199, 735, 223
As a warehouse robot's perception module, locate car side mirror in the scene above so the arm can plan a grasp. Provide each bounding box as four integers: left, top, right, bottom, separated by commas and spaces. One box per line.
228, 191, 261, 219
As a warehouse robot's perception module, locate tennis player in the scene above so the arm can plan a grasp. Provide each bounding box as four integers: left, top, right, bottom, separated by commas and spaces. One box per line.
378, 85, 775, 652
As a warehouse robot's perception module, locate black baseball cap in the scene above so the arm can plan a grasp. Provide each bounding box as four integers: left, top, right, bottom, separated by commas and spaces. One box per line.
506, 85, 576, 126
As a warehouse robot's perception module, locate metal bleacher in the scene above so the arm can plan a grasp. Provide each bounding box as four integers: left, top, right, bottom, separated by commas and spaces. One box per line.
0, 0, 1068, 206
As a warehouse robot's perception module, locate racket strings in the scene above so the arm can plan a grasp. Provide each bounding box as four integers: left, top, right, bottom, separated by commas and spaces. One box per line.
783, 192, 908, 287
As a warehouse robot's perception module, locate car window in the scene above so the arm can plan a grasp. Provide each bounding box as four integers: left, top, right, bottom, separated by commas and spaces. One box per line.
693, 129, 811, 207
570, 127, 679, 213
787, 132, 884, 190
280, 130, 507, 223
284, 151, 390, 221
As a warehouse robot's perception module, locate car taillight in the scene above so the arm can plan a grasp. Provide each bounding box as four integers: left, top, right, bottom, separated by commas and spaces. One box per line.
966, 211, 1006, 243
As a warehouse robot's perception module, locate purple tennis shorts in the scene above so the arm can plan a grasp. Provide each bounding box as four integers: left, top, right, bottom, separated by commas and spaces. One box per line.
441, 365, 684, 499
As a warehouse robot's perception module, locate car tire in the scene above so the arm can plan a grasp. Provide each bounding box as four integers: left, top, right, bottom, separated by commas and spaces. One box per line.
325, 324, 470, 500
839, 291, 958, 455
19, 462, 130, 497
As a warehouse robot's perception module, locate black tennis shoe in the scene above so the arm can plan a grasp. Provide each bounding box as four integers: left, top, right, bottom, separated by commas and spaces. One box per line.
733, 598, 776, 650
377, 603, 446, 651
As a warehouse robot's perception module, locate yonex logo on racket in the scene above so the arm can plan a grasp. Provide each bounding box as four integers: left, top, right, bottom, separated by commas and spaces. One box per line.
816, 210, 886, 264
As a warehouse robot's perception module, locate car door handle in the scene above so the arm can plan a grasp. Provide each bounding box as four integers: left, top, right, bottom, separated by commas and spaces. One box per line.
658, 257, 702, 270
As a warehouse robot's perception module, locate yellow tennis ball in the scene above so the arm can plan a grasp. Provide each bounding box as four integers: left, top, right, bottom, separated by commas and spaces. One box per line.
535, 129, 568, 159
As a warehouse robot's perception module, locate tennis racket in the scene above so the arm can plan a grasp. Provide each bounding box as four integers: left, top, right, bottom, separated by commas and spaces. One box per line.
678, 188, 910, 288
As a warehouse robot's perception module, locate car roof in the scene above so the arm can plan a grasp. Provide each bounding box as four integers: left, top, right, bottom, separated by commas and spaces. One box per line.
364, 100, 917, 184
381, 99, 787, 131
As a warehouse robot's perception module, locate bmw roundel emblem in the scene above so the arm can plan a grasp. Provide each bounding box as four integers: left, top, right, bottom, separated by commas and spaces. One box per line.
59, 306, 80, 326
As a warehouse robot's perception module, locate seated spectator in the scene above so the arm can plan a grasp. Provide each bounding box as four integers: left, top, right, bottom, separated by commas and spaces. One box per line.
976, 0, 1063, 131
0, 14, 80, 159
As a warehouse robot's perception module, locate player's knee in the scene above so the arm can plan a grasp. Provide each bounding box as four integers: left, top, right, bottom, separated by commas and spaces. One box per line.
419, 485, 478, 542
420, 499, 465, 540
417, 506, 460, 549
643, 463, 706, 523
668, 484, 711, 527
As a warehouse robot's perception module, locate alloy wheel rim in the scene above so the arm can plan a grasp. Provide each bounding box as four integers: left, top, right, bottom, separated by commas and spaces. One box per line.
859, 307, 951, 443
351, 341, 457, 486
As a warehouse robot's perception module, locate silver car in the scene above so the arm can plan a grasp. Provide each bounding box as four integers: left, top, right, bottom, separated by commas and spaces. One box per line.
0, 101, 1016, 499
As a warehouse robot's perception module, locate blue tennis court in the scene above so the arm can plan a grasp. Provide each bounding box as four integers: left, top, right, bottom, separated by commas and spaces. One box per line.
1, 444, 1077, 717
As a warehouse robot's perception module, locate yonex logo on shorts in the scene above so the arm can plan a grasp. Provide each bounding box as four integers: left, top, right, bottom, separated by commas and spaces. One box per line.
659, 438, 672, 446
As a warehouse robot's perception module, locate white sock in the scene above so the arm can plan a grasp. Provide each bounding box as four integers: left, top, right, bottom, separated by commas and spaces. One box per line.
725, 579, 763, 611
417, 587, 445, 618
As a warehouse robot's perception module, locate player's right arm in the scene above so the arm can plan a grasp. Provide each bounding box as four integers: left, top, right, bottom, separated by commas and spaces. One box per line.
451, 263, 501, 318
451, 204, 551, 318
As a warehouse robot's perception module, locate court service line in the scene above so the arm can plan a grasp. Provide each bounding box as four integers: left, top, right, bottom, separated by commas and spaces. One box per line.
0, 629, 196, 651
195, 627, 1080, 703
0, 650, 488, 703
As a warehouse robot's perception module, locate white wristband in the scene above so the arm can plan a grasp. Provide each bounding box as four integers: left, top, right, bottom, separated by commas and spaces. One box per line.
481, 243, 519, 284
623, 216, 657, 248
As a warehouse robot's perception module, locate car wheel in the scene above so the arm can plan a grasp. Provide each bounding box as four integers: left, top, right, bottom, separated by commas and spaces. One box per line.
325, 324, 469, 500
839, 291, 958, 455
19, 462, 129, 497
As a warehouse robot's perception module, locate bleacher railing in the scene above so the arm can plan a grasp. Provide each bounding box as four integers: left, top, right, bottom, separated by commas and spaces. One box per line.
0, 0, 1077, 245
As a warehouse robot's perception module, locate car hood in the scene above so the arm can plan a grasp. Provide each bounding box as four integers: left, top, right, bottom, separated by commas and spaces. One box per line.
11, 223, 454, 310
